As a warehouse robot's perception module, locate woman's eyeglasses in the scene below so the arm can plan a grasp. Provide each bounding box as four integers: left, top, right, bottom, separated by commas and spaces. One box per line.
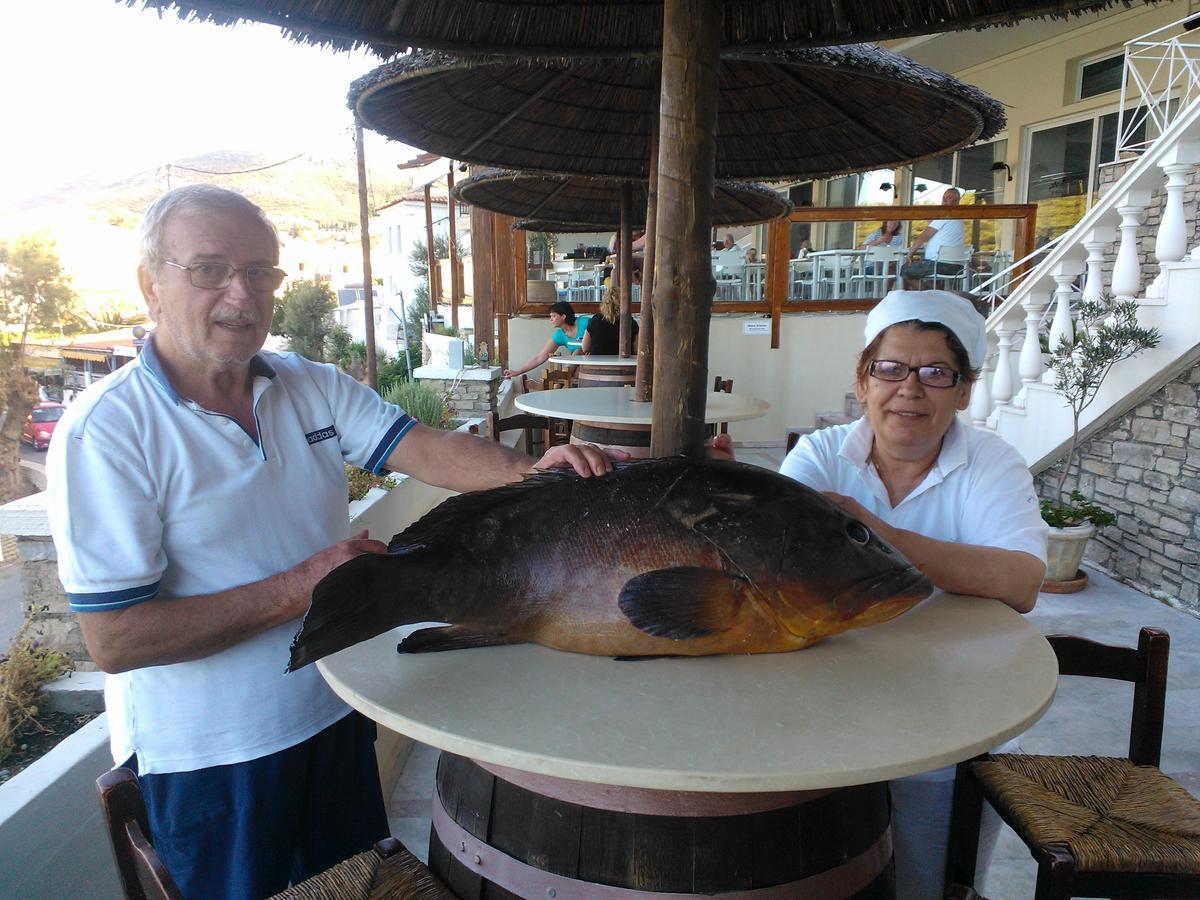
868, 360, 961, 388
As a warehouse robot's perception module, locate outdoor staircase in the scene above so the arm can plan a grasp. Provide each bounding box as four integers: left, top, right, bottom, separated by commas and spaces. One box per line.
973, 15, 1200, 474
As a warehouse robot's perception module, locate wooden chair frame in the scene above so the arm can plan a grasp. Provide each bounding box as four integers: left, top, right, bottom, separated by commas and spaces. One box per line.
945, 627, 1197, 899
97, 768, 409, 900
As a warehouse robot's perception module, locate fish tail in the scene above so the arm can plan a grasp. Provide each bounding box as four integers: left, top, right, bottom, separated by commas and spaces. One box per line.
287, 552, 440, 671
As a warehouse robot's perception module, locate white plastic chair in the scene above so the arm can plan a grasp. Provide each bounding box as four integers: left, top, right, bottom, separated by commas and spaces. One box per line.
930, 245, 973, 291
851, 246, 902, 297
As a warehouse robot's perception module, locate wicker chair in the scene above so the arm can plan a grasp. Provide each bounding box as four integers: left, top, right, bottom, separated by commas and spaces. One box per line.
96, 768, 453, 900
946, 627, 1200, 899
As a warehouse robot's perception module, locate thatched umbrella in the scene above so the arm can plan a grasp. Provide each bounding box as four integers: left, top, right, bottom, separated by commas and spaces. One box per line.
348, 46, 1005, 182
132, 0, 1066, 456
457, 170, 792, 230
351, 45, 1003, 428
459, 169, 792, 361
126, 1, 1145, 57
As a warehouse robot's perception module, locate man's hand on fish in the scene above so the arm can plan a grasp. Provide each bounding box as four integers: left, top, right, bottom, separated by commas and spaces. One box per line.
286, 530, 387, 611
532, 442, 628, 477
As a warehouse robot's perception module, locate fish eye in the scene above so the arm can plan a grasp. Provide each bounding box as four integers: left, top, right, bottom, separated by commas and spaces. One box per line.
846, 521, 871, 545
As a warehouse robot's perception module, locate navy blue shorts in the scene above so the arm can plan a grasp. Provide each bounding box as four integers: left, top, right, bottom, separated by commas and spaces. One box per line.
128, 711, 389, 899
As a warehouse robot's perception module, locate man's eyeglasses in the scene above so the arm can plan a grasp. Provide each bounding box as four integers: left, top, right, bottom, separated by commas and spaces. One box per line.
162, 260, 287, 292
868, 360, 962, 388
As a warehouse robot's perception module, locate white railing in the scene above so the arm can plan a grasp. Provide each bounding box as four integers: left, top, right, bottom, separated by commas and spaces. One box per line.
1118, 13, 1200, 154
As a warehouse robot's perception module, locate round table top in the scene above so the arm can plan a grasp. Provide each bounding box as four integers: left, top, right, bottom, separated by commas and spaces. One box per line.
547, 355, 638, 367
515, 386, 769, 424
317, 592, 1057, 792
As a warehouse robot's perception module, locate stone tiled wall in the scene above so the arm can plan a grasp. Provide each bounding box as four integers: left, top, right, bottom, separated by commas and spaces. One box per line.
415, 368, 502, 421
1034, 363, 1200, 615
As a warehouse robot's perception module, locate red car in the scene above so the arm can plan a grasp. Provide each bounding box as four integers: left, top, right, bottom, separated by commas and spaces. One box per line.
23, 402, 66, 451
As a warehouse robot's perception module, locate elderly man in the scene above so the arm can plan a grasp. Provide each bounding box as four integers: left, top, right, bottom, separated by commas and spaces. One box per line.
900, 188, 966, 289
46, 185, 617, 899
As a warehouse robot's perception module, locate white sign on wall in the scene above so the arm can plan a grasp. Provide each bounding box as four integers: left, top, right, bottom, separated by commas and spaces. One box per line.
742, 320, 771, 336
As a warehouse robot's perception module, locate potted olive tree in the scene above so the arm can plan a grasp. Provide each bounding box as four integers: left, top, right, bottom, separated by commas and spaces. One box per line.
1041, 296, 1160, 587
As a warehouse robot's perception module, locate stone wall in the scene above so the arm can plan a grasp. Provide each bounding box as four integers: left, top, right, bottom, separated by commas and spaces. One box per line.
1034, 362, 1200, 615
413, 365, 502, 422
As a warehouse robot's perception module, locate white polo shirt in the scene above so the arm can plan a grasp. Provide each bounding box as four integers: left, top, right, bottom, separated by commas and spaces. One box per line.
779, 417, 1047, 563
924, 218, 966, 261
47, 337, 415, 774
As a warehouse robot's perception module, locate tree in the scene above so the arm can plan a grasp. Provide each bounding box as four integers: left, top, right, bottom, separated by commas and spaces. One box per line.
0, 234, 78, 502
273, 279, 337, 362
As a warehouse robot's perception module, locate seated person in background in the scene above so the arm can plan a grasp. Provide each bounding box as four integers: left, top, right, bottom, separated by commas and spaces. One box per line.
608, 228, 647, 255
745, 247, 760, 264
862, 219, 903, 248
583, 287, 639, 356
780, 289, 1047, 899
504, 300, 591, 378
900, 188, 965, 288
796, 237, 813, 257
721, 233, 736, 251
605, 229, 646, 287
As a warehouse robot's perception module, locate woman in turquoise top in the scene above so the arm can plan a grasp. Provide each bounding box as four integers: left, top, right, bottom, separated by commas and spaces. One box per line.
504, 301, 592, 378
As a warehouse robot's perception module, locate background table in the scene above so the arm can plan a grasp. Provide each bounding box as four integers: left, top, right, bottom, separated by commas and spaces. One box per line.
319, 593, 1056, 897
516, 385, 769, 454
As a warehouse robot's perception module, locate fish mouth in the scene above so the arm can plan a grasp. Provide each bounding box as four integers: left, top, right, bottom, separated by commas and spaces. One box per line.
830, 566, 934, 624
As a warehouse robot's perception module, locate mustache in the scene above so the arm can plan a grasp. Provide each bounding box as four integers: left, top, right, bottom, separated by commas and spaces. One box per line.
210, 311, 260, 326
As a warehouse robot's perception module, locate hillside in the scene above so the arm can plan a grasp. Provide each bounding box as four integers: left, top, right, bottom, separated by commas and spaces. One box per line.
1, 148, 416, 317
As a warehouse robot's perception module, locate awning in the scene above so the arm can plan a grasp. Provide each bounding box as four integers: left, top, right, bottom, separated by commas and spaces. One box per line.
60, 348, 111, 364
22, 356, 62, 371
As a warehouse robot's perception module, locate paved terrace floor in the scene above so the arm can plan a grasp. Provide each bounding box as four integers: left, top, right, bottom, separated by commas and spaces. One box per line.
385, 444, 1200, 899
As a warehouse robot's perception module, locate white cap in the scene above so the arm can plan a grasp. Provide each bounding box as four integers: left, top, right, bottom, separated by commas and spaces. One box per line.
864, 290, 986, 369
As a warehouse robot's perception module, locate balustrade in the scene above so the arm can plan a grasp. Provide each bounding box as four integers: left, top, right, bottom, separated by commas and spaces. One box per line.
1112, 191, 1152, 302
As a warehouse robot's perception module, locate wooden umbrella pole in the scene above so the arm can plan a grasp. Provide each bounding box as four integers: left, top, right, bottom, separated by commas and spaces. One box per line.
424, 185, 440, 309
618, 181, 633, 358
650, 0, 719, 457
448, 163, 460, 330
355, 120, 378, 389
634, 119, 659, 401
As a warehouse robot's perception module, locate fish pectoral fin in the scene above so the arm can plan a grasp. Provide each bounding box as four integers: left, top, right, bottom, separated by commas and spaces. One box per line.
618, 567, 745, 639
397, 625, 520, 654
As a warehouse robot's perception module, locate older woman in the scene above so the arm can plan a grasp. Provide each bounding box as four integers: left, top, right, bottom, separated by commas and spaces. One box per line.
504, 300, 592, 379
780, 290, 1048, 898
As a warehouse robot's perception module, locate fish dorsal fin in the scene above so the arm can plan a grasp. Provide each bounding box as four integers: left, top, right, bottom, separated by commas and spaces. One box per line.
618, 567, 745, 639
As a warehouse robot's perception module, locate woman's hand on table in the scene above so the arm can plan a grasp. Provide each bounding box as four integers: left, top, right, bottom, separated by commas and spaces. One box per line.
532, 443, 629, 477
706, 433, 736, 462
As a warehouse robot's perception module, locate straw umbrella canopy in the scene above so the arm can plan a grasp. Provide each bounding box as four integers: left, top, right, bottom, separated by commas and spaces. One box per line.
348, 46, 1005, 183
127, 1, 1147, 57
456, 169, 793, 230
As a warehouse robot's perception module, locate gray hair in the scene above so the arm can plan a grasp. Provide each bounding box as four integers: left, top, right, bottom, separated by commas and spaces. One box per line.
138, 185, 279, 272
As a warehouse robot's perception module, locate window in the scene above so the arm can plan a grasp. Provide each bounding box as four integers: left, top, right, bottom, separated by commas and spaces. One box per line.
1025, 107, 1149, 243
1078, 53, 1124, 101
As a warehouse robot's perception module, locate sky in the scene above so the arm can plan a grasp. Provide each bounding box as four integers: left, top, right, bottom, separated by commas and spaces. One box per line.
1, 1, 410, 206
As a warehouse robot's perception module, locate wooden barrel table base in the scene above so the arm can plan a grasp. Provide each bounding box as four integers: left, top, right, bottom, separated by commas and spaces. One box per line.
571, 420, 716, 460
429, 753, 895, 899
576, 363, 638, 389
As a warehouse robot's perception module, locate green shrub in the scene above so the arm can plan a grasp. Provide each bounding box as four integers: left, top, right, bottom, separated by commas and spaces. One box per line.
0, 639, 73, 764
383, 380, 446, 427
346, 464, 395, 503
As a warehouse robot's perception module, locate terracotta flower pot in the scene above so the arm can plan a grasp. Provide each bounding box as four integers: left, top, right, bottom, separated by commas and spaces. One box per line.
1044, 523, 1095, 583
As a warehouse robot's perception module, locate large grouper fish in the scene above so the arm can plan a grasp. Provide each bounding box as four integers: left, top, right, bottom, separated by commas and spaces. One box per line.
288, 458, 933, 670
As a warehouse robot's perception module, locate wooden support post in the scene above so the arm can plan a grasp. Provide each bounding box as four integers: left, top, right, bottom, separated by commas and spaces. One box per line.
470, 203, 496, 366
619, 181, 633, 358
448, 163, 460, 330
650, 0, 719, 458
355, 120, 378, 389
424, 185, 440, 311
634, 119, 659, 401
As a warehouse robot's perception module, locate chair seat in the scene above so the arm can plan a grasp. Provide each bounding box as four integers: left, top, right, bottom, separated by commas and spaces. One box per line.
972, 754, 1200, 875
272, 841, 455, 899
